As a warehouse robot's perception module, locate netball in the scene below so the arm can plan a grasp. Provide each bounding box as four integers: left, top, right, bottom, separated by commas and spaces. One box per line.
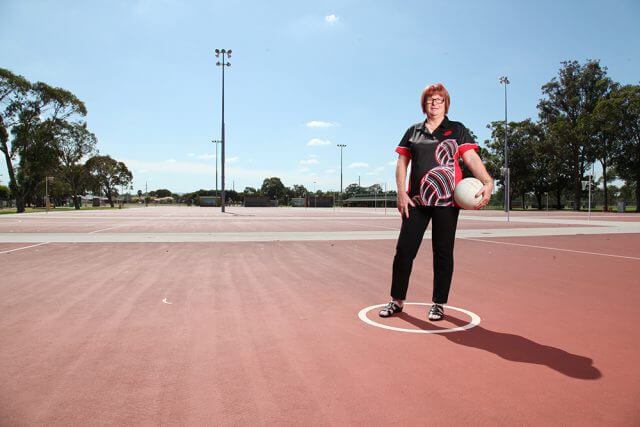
454, 177, 484, 209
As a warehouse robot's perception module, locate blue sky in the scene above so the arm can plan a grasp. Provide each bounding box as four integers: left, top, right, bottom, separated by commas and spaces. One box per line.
1, 0, 639, 194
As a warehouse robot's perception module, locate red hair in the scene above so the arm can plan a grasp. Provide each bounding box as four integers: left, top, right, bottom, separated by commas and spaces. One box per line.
420, 83, 450, 116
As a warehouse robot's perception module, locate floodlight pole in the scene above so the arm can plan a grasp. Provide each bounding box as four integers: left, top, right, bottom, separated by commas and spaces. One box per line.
212, 139, 221, 201
337, 144, 347, 198
215, 48, 232, 212
499, 76, 510, 222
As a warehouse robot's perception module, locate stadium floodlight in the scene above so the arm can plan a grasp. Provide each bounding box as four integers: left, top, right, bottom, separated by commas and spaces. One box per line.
212, 139, 222, 200
215, 48, 232, 212
499, 76, 510, 221
337, 144, 347, 199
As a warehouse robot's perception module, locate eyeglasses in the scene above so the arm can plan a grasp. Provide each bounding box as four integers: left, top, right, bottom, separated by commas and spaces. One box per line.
426, 97, 445, 105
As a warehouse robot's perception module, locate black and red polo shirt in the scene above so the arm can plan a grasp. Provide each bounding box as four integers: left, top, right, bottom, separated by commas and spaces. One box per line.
395, 116, 478, 207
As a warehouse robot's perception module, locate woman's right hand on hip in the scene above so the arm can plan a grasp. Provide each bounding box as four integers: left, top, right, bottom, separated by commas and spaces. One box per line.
397, 192, 415, 219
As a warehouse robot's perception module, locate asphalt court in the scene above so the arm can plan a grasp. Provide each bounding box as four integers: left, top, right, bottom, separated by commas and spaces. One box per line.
2, 206, 640, 424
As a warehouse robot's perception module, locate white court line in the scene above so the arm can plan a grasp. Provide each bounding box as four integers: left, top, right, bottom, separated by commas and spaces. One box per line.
463, 238, 640, 261
0, 242, 50, 254
88, 225, 128, 234
333, 220, 400, 231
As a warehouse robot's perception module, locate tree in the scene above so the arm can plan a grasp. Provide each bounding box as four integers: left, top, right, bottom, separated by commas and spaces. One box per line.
54, 121, 97, 209
155, 189, 172, 198
1, 68, 86, 212
290, 184, 308, 198
486, 119, 544, 209
85, 155, 133, 207
609, 85, 640, 211
243, 187, 257, 194
344, 183, 363, 199
0, 185, 10, 201
538, 60, 615, 210
261, 177, 286, 201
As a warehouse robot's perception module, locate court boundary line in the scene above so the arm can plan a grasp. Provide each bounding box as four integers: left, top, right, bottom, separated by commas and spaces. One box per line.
88, 224, 129, 234
462, 237, 640, 261
0, 242, 51, 254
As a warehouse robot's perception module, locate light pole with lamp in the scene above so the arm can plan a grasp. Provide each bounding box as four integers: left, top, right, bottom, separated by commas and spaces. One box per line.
313, 180, 317, 208
337, 144, 346, 206
499, 76, 510, 221
212, 139, 221, 205
215, 48, 232, 212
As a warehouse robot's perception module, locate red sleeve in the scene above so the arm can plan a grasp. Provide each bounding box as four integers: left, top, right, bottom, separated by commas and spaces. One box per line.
395, 146, 411, 158
458, 143, 478, 156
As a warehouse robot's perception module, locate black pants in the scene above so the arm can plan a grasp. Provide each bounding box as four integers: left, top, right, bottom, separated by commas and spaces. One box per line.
391, 206, 460, 304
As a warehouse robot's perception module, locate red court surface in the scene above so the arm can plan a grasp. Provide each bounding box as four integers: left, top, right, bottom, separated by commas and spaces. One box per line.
1, 206, 639, 425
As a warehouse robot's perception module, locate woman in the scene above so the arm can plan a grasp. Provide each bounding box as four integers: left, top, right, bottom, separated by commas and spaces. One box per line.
379, 83, 493, 321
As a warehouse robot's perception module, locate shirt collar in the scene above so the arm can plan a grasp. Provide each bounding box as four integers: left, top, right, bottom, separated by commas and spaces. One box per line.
421, 116, 450, 133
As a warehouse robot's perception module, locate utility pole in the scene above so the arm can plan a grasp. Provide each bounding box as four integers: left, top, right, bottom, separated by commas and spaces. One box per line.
215, 48, 232, 212
337, 144, 347, 198
499, 76, 510, 222
212, 139, 221, 205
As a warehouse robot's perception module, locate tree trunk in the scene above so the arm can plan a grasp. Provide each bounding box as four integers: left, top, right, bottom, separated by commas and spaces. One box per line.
1, 140, 25, 213
556, 185, 562, 210
536, 193, 542, 209
522, 193, 526, 210
73, 195, 81, 210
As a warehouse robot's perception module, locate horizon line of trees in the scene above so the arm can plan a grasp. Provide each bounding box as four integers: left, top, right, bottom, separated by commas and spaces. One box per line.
1, 68, 133, 211
151, 60, 640, 212
478, 59, 639, 212
3, 60, 638, 212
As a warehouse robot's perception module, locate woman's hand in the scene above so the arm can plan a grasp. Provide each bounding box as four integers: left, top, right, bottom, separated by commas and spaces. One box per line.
397, 191, 416, 218
474, 180, 493, 209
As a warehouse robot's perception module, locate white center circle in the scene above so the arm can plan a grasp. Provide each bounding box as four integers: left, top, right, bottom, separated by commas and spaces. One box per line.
358, 302, 481, 334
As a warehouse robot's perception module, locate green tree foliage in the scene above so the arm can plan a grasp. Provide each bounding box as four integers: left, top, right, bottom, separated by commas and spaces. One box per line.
608, 85, 640, 211
261, 177, 286, 201
290, 184, 308, 197
538, 60, 615, 210
343, 183, 363, 199
54, 121, 97, 209
0, 185, 10, 201
0, 67, 87, 212
155, 189, 173, 198
243, 187, 258, 194
486, 119, 546, 208
85, 155, 133, 207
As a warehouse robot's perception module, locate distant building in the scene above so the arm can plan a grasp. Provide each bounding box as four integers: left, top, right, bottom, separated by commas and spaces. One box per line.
343, 194, 396, 208
199, 196, 219, 207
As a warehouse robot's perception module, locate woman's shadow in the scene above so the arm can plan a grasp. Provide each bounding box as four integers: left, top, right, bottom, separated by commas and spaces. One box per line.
397, 312, 602, 380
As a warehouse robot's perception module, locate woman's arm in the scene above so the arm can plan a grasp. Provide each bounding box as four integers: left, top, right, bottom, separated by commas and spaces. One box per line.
461, 150, 493, 209
396, 155, 415, 218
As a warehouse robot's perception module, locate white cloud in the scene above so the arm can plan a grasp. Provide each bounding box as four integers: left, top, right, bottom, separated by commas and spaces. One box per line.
226, 156, 239, 164
306, 120, 335, 128
196, 153, 215, 159
325, 14, 339, 24
324, 169, 336, 174
300, 159, 319, 165
298, 167, 310, 173
307, 138, 331, 146
165, 159, 176, 163
348, 162, 369, 168
187, 153, 196, 157
373, 166, 384, 173
388, 160, 397, 166
309, 154, 317, 158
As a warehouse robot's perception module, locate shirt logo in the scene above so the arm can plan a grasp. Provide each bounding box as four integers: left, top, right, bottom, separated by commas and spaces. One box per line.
443, 130, 452, 136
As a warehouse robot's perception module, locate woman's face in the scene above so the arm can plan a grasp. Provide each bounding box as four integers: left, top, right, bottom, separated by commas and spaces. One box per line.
426, 93, 446, 119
